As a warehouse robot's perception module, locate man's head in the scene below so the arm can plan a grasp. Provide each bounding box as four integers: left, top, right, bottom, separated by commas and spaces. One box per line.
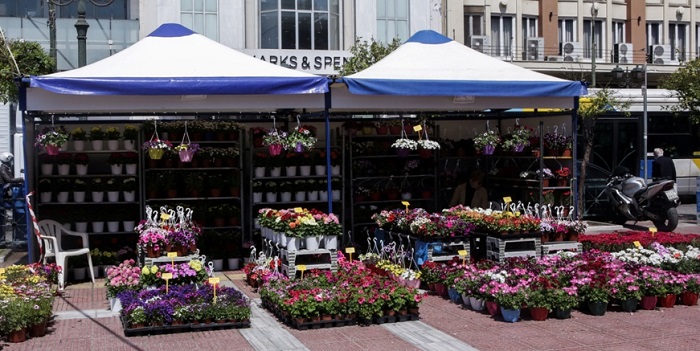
0, 152, 13, 164
653, 148, 664, 158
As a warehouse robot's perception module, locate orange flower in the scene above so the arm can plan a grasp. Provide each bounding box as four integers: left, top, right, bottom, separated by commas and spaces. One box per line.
289, 222, 296, 229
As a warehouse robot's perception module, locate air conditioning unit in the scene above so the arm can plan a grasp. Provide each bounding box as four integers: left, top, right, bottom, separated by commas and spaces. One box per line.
547, 56, 563, 62
648, 44, 672, 64
470, 36, 490, 54
613, 43, 633, 63
560, 41, 582, 62
525, 37, 544, 61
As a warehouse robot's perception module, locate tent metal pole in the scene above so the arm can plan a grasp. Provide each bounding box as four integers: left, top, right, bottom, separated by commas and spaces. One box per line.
325, 89, 332, 214
573, 96, 580, 219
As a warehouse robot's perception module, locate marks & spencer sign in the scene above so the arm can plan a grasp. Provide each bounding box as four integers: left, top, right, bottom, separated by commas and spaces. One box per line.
242, 49, 351, 75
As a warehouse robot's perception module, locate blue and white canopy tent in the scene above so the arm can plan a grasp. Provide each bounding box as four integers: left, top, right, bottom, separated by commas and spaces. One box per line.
333, 30, 587, 264
20, 23, 332, 262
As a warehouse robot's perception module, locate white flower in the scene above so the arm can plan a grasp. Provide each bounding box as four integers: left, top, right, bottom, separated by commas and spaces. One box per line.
417, 139, 441, 150
391, 138, 418, 150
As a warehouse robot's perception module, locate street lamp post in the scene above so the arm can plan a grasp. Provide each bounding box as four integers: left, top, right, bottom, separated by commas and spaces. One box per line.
590, 2, 599, 88
611, 65, 644, 88
642, 64, 648, 180
48, 0, 115, 68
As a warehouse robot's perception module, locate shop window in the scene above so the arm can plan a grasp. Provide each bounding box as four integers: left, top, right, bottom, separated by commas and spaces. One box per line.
260, 0, 340, 50
181, 0, 218, 41
377, 0, 409, 44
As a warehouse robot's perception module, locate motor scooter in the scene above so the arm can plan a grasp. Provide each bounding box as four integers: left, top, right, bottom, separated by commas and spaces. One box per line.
605, 167, 680, 231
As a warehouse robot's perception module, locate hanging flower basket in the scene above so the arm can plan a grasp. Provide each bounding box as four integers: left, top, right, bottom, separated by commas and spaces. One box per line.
174, 142, 200, 163
483, 144, 496, 155
148, 148, 165, 160
45, 145, 61, 155
396, 148, 411, 157
268, 143, 283, 156
35, 125, 69, 154
178, 149, 196, 162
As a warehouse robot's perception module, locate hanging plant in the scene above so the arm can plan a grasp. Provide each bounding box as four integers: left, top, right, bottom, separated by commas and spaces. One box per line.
35, 125, 68, 155
283, 125, 317, 152
263, 128, 287, 156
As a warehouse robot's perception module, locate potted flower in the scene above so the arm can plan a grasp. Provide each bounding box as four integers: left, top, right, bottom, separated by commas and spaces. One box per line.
283, 125, 317, 152
472, 130, 501, 155
74, 153, 89, 175
502, 125, 532, 153
262, 128, 287, 156
72, 178, 87, 202
174, 142, 200, 162
35, 126, 69, 155
253, 152, 268, 177
122, 177, 137, 202
494, 285, 527, 322
122, 124, 138, 150
536, 167, 554, 187
108, 152, 123, 175
89, 126, 106, 151
391, 138, 418, 157
56, 178, 71, 203
122, 152, 138, 174
142, 139, 173, 160
185, 172, 205, 197
105, 126, 121, 150
250, 126, 268, 148
105, 177, 120, 202
544, 131, 573, 155
71, 127, 87, 151
91, 177, 106, 202
252, 180, 264, 202
549, 287, 579, 319
39, 178, 52, 202
555, 167, 571, 187
294, 179, 307, 201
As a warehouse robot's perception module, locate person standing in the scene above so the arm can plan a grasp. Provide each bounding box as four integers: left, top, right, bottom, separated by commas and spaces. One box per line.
651, 148, 676, 182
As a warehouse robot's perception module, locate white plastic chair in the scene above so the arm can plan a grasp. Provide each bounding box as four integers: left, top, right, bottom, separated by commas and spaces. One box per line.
38, 219, 95, 289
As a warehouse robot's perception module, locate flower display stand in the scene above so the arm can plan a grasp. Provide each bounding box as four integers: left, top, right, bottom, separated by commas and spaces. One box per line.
121, 316, 250, 337
376, 230, 469, 265
541, 241, 582, 257
279, 248, 338, 279
481, 232, 542, 263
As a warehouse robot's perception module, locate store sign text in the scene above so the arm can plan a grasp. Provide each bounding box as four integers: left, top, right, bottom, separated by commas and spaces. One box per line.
242, 49, 351, 75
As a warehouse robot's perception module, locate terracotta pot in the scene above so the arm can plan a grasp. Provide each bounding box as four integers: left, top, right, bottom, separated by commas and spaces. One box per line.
529, 307, 549, 321
6, 328, 26, 343
376, 126, 388, 135
657, 294, 676, 308
640, 296, 657, 310
486, 301, 500, 316
681, 291, 699, 306
561, 149, 572, 157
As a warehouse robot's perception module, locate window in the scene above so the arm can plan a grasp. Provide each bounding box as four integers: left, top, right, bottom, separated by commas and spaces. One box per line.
612, 21, 625, 44
181, 0, 218, 40
464, 13, 484, 46
490, 15, 513, 58
647, 22, 662, 46
57, 0, 128, 20
260, 0, 340, 50
669, 23, 688, 62
558, 18, 576, 44
583, 20, 603, 59
0, 0, 43, 17
377, 0, 409, 44
521, 16, 538, 59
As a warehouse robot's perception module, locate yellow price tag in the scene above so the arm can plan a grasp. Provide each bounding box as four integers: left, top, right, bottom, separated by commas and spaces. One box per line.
0, 268, 5, 274
633, 241, 642, 249
208, 277, 220, 285
296, 265, 307, 272
161, 273, 173, 280
345, 247, 355, 254
649, 227, 657, 233
458, 250, 468, 257
167, 252, 178, 258
401, 201, 410, 206
294, 207, 303, 213
413, 125, 423, 132
503, 197, 512, 203
160, 213, 171, 220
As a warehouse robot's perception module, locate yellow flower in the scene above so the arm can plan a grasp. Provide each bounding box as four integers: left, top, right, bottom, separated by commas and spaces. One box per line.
189, 260, 202, 272
150, 265, 159, 274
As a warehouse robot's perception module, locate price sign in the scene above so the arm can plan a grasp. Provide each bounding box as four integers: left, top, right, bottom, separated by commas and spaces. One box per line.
160, 213, 171, 220
503, 197, 512, 203
345, 247, 355, 261
413, 125, 423, 132
458, 249, 468, 266
296, 265, 307, 279
401, 201, 410, 213
633, 241, 642, 249
649, 227, 657, 236
167, 252, 178, 258
294, 207, 303, 213
209, 277, 220, 303
162, 272, 173, 294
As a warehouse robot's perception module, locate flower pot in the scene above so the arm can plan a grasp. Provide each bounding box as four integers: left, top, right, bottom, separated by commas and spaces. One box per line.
110, 164, 123, 175
483, 144, 495, 155
212, 259, 224, 271
529, 307, 548, 321
269, 167, 282, 177
57, 191, 69, 203
107, 191, 120, 202
640, 296, 657, 310
58, 164, 70, 175
542, 179, 550, 187
107, 140, 119, 150
41, 163, 53, 175
319, 190, 328, 201
124, 140, 135, 151
389, 126, 402, 135
331, 165, 341, 175
553, 308, 571, 319
513, 143, 525, 153
40, 192, 52, 203
586, 300, 608, 316
92, 191, 104, 202
294, 191, 306, 201
561, 149, 572, 157
304, 236, 320, 250
299, 165, 312, 176
332, 190, 341, 201
148, 148, 164, 160
619, 297, 639, 312
73, 191, 86, 203
286, 237, 300, 251
280, 192, 292, 202
460, 294, 471, 308
123, 220, 136, 232
92, 221, 105, 233
376, 126, 388, 135
314, 165, 326, 176
396, 148, 411, 157
76, 164, 88, 175
323, 235, 338, 250
294, 142, 304, 153
681, 291, 699, 306
265, 192, 277, 202
253, 192, 263, 203
434, 282, 448, 297
75, 222, 88, 232
500, 307, 521, 323
73, 140, 86, 151
657, 294, 676, 308
285, 165, 297, 176
91, 140, 104, 151
486, 301, 500, 317
268, 143, 283, 156
7, 328, 27, 343
107, 221, 120, 233
401, 192, 412, 200
73, 267, 87, 280
228, 258, 241, 270
45, 145, 60, 155
447, 288, 462, 304
179, 149, 196, 162
254, 167, 266, 178
470, 297, 485, 311
123, 191, 136, 202
307, 191, 319, 201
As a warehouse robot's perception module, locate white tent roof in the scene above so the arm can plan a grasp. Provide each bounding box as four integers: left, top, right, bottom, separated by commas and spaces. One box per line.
23, 23, 328, 113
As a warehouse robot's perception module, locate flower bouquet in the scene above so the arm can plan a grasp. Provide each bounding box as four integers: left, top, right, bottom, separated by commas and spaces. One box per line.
283, 126, 317, 152
174, 142, 200, 162
472, 130, 501, 155
142, 139, 173, 160
35, 126, 69, 155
